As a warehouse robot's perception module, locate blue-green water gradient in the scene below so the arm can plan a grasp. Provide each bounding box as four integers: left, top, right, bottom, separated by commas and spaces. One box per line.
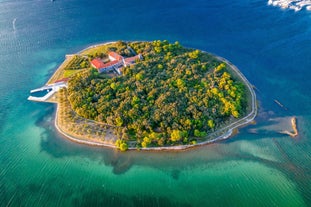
1, 0, 311, 206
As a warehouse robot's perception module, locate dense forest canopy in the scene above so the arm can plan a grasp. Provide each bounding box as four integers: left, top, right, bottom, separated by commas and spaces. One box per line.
67, 41, 247, 149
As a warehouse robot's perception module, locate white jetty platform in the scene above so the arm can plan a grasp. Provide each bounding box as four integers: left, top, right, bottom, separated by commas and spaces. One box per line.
28, 82, 67, 102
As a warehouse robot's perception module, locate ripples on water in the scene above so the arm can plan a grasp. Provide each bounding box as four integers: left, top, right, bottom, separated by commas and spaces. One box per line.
0, 0, 311, 206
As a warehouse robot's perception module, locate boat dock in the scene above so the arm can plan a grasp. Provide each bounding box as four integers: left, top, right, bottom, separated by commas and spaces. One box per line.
28, 82, 67, 102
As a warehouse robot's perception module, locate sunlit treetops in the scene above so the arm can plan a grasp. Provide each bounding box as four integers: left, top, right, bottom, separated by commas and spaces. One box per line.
66, 40, 247, 150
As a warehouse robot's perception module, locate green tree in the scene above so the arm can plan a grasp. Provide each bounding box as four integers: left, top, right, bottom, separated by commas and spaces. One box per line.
110, 82, 117, 90
135, 73, 144, 81
188, 50, 200, 59
115, 117, 123, 127
176, 78, 185, 88
194, 129, 201, 137
194, 129, 206, 137
120, 142, 128, 151
115, 139, 128, 151
232, 110, 239, 118
170, 130, 184, 142
80, 61, 87, 68
141, 136, 151, 148
208, 120, 215, 129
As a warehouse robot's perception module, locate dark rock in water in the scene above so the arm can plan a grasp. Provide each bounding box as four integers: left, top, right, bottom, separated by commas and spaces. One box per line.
171, 169, 181, 180
110, 156, 133, 175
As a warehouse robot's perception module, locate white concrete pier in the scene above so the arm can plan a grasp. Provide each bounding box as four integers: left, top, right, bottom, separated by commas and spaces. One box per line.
28, 82, 67, 102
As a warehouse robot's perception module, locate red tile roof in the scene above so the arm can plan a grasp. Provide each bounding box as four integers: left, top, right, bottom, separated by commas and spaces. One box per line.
91, 58, 105, 69
108, 51, 123, 61
101, 60, 120, 68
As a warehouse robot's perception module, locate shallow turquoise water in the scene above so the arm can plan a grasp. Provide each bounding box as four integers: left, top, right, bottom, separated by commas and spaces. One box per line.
1, 0, 311, 206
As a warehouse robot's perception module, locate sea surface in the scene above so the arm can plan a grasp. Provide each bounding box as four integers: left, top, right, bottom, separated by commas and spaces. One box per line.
1, 0, 311, 206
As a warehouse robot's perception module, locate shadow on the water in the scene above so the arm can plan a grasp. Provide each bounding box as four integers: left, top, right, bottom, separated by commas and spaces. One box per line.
71, 186, 191, 207
171, 169, 181, 180
34, 100, 311, 206
35, 104, 135, 174
271, 138, 311, 206
225, 135, 311, 206
34, 103, 236, 175
216, 107, 311, 206
0, 97, 11, 134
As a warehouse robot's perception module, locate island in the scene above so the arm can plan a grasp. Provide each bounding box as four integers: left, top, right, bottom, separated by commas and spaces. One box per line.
28, 41, 257, 151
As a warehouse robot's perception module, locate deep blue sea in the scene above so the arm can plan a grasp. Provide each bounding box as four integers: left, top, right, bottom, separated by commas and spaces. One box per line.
1, 0, 311, 206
